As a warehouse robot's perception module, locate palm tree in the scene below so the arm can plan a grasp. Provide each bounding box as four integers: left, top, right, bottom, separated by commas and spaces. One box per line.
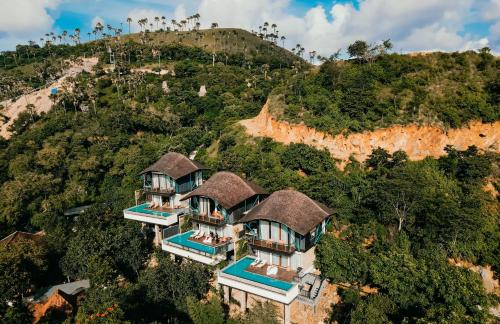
271, 23, 277, 33
127, 17, 132, 34
154, 17, 160, 30
280, 35, 286, 48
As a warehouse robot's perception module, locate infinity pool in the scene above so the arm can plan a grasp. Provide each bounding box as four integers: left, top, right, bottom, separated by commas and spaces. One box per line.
165, 230, 216, 254
126, 203, 174, 218
222, 256, 294, 291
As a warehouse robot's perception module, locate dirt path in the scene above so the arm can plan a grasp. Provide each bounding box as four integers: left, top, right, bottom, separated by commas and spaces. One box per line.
0, 57, 98, 139
240, 100, 500, 167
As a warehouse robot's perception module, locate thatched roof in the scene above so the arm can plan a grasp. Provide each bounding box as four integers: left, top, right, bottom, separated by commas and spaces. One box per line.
239, 190, 332, 236
0, 231, 44, 247
181, 172, 267, 210
139, 152, 207, 180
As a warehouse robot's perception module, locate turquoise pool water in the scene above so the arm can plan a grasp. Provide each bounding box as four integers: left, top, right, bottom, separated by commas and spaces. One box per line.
222, 256, 294, 291
165, 230, 216, 254
126, 203, 174, 218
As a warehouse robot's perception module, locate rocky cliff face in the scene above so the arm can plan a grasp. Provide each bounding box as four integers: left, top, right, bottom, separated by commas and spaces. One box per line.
240, 100, 500, 167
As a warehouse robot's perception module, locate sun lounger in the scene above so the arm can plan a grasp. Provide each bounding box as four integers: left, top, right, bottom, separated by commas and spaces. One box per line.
195, 231, 204, 239
190, 230, 200, 238
256, 260, 266, 268
203, 236, 213, 244
250, 258, 261, 267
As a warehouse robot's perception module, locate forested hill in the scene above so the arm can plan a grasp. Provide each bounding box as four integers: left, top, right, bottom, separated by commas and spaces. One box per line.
272, 50, 500, 134
0, 27, 499, 323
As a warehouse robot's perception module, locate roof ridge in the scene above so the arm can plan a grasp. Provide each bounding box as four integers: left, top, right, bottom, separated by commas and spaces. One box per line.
279, 189, 327, 215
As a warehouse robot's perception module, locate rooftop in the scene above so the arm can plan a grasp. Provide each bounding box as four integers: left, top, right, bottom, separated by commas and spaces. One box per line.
0, 231, 44, 247
182, 172, 267, 210
139, 152, 207, 180
239, 190, 332, 236
34, 279, 90, 303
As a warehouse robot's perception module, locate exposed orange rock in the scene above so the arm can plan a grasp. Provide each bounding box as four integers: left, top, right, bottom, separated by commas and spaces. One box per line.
240, 100, 500, 168
449, 258, 500, 294
32, 290, 74, 323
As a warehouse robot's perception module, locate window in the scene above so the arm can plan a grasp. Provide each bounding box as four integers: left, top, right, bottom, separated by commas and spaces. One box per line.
310, 229, 316, 240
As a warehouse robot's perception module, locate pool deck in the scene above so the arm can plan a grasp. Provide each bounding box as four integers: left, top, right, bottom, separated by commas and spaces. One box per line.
188, 235, 232, 248
247, 263, 296, 283
165, 230, 216, 254
123, 203, 183, 226
218, 256, 300, 304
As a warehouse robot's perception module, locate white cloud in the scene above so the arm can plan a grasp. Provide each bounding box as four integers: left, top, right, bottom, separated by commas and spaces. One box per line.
480, 0, 500, 21
0, 0, 60, 49
194, 0, 494, 54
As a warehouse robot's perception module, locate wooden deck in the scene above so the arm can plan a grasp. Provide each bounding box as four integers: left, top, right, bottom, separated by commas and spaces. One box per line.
188, 235, 232, 247
247, 264, 296, 282
145, 206, 185, 213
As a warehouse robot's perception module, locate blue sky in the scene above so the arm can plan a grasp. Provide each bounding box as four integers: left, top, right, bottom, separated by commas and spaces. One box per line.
1, 0, 499, 54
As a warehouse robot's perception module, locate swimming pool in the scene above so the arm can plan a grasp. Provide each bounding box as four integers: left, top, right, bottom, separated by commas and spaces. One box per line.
165, 230, 216, 254
222, 256, 294, 291
126, 203, 174, 218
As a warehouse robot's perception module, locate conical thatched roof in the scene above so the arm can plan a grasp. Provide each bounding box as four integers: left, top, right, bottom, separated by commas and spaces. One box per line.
239, 190, 332, 236
181, 171, 267, 210
139, 152, 207, 180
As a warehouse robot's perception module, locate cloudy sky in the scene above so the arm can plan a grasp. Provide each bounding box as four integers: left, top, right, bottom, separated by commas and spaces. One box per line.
1, 0, 499, 55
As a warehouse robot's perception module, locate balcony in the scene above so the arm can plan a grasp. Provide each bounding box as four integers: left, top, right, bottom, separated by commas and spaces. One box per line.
144, 187, 175, 196
189, 213, 226, 226
247, 236, 296, 255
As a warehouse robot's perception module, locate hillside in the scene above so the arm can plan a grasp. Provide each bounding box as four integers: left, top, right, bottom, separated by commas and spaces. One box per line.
273, 51, 499, 133
0, 27, 499, 323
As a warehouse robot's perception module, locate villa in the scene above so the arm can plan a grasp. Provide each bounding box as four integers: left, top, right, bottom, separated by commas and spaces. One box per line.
218, 190, 332, 324
162, 171, 268, 265
124, 153, 333, 324
123, 152, 207, 245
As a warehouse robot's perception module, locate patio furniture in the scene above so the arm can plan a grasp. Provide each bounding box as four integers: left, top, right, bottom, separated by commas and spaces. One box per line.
195, 231, 204, 239
190, 230, 200, 238
266, 265, 278, 276
255, 260, 267, 268
250, 258, 261, 267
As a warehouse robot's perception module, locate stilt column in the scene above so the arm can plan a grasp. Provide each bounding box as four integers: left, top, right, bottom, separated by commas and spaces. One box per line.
154, 225, 161, 247
223, 285, 231, 304
283, 303, 291, 324
242, 291, 248, 312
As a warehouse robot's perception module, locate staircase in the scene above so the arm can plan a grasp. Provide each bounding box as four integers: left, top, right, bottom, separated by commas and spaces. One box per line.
297, 273, 327, 307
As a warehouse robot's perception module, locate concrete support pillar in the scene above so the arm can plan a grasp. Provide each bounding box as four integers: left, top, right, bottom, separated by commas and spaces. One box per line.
283, 303, 291, 324
223, 285, 231, 304
154, 225, 161, 247
242, 291, 248, 312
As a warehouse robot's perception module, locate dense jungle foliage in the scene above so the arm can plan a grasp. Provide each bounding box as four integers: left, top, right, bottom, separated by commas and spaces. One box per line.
0, 30, 499, 323
278, 49, 500, 133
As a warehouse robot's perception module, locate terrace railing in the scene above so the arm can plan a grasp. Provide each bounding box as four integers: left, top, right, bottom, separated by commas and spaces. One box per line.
246, 236, 295, 254
144, 187, 175, 196
189, 213, 227, 226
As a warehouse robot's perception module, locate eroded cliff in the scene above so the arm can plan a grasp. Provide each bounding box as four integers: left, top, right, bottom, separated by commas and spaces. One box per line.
240, 100, 500, 167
